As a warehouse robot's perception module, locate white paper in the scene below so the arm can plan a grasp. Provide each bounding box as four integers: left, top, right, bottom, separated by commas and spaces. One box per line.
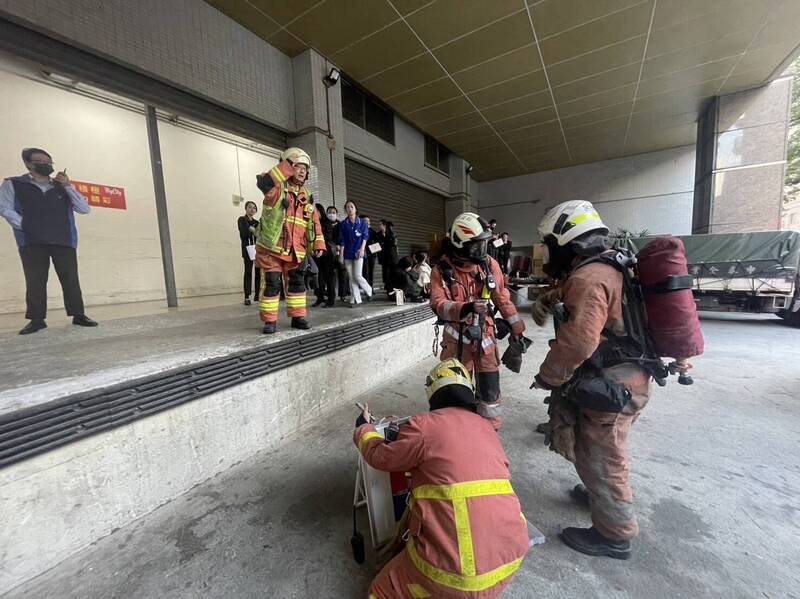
492, 238, 504, 248
369, 242, 382, 253
246, 244, 256, 261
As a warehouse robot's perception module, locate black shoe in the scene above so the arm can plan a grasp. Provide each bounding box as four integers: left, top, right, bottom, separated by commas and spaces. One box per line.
291, 317, 311, 330
535, 422, 550, 435
244, 298, 252, 306
569, 484, 590, 508
323, 302, 334, 308
312, 298, 325, 307
72, 315, 98, 327
19, 319, 47, 335
262, 322, 277, 334
559, 527, 631, 560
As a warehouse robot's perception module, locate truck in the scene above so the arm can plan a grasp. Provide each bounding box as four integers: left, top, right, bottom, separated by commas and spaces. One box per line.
625, 230, 800, 327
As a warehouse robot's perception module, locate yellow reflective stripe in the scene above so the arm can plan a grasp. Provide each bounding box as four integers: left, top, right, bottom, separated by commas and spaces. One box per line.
568, 210, 600, 226
286, 215, 308, 226
407, 583, 431, 598
271, 166, 287, 184
358, 431, 383, 452
413, 479, 513, 500
259, 300, 279, 311
407, 538, 522, 592
285, 296, 306, 306
453, 497, 476, 576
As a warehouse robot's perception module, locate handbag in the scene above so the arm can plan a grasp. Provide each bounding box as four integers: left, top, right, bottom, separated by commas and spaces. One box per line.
245, 244, 256, 261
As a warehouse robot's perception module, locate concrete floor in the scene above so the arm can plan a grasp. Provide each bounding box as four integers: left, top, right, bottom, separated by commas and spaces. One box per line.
0, 294, 415, 415
5, 312, 800, 599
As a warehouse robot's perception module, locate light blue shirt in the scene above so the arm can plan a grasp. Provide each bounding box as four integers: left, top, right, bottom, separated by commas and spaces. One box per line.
0, 173, 90, 247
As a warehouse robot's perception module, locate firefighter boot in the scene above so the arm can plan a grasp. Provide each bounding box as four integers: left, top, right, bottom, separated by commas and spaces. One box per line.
291, 317, 311, 330
262, 322, 277, 334
569, 484, 590, 508
559, 526, 631, 560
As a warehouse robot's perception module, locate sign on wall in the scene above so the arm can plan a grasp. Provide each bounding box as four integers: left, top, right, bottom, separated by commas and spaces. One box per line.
72, 180, 127, 210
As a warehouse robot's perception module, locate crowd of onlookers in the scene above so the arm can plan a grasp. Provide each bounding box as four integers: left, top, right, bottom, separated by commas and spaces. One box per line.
238, 203, 512, 307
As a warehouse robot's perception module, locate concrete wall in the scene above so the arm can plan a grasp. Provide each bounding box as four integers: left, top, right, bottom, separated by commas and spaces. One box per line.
344, 116, 450, 196
0, 315, 434, 594
0, 56, 278, 314
477, 146, 696, 246
0, 0, 295, 132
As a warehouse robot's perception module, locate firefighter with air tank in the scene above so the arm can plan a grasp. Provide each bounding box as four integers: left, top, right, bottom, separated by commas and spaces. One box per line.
529, 200, 702, 559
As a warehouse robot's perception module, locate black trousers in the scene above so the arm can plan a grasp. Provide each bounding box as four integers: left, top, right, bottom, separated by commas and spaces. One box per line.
243, 256, 261, 299
363, 254, 376, 287
19, 244, 85, 320
315, 251, 337, 305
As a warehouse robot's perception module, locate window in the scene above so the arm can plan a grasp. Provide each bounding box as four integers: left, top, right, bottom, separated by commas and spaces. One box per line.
342, 77, 394, 144
424, 135, 450, 174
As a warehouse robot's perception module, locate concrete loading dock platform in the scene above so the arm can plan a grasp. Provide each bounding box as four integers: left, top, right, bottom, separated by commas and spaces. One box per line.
3, 312, 799, 598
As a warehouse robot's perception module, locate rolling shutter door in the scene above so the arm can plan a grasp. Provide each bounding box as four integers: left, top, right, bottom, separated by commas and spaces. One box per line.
344, 158, 446, 260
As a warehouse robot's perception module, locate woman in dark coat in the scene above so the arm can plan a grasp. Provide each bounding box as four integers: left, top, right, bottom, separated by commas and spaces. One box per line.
237, 201, 260, 305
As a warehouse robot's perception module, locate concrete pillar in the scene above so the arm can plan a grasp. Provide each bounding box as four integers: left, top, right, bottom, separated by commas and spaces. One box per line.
447, 156, 472, 226
290, 49, 347, 209
692, 78, 792, 233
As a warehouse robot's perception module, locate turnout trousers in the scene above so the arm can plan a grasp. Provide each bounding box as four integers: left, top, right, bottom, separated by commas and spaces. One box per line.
574, 408, 641, 541
257, 252, 306, 322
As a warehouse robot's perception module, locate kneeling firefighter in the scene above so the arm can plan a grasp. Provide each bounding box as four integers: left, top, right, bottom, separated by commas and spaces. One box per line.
429, 213, 525, 425
531, 200, 651, 560
255, 147, 325, 334
354, 359, 530, 599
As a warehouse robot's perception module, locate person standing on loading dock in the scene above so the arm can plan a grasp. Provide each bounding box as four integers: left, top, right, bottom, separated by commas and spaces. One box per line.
338, 200, 373, 306
0, 147, 97, 335
237, 200, 260, 306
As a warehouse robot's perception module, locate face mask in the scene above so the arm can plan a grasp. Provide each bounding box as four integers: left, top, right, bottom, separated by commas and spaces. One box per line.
327, 213, 337, 222
32, 163, 54, 176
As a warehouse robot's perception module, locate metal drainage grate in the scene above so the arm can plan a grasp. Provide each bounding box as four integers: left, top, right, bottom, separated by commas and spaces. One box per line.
0, 305, 433, 468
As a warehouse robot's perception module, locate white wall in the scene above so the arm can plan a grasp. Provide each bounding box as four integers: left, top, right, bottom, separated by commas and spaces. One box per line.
344, 117, 450, 196
0, 56, 279, 314
477, 146, 696, 246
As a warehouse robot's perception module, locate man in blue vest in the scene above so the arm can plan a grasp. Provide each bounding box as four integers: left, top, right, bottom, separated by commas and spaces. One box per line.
0, 148, 97, 334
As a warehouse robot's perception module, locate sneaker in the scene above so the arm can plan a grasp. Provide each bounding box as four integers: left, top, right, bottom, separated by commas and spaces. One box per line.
244, 298, 252, 306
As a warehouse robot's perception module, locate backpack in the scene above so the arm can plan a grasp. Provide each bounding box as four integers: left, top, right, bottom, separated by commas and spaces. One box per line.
576, 235, 704, 386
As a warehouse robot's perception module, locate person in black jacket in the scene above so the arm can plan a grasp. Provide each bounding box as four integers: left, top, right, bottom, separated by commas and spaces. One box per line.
388, 256, 423, 301
497, 232, 512, 274
237, 201, 260, 305
313, 203, 339, 307
374, 219, 398, 296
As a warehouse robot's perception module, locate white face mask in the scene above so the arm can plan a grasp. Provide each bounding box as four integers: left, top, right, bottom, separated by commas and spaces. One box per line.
327, 212, 337, 222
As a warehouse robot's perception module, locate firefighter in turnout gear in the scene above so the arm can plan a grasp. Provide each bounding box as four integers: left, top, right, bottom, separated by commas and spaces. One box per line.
354, 359, 530, 599
532, 200, 652, 560
255, 147, 325, 334
429, 213, 525, 427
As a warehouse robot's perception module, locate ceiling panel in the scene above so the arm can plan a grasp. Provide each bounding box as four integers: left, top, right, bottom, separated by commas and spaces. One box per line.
432, 11, 533, 72
452, 44, 542, 92
287, 0, 398, 55
546, 36, 645, 87
537, 1, 654, 65
331, 22, 425, 80
362, 54, 445, 98
468, 71, 548, 108
208, 0, 799, 180
530, 0, 647, 40
404, 0, 523, 49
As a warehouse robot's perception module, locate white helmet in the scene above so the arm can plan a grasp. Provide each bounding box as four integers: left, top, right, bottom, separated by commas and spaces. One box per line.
538, 200, 607, 246
450, 212, 492, 249
281, 147, 311, 168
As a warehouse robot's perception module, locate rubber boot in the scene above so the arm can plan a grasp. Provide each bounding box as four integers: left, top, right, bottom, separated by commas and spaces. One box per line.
262, 322, 277, 334
291, 317, 311, 330
559, 526, 631, 560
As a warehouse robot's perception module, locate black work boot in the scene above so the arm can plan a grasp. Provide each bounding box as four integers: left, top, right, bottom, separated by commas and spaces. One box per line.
569, 484, 590, 508
559, 526, 631, 560
19, 319, 47, 335
72, 314, 98, 327
291, 317, 311, 330
262, 322, 277, 334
